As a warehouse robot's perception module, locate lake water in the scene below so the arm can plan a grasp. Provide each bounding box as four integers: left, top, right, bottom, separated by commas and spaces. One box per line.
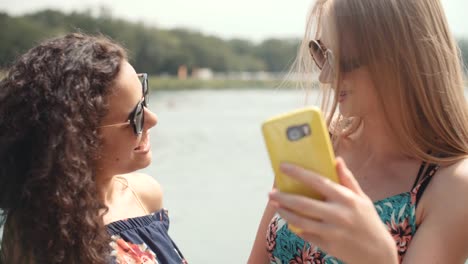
143, 88, 316, 263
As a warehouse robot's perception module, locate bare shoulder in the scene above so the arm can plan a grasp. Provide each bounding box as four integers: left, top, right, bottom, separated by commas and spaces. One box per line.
419, 158, 468, 221
411, 158, 468, 261
120, 172, 163, 213
429, 158, 468, 201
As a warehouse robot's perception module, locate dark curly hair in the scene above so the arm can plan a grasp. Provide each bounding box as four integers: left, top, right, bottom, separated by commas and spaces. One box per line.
0, 33, 127, 263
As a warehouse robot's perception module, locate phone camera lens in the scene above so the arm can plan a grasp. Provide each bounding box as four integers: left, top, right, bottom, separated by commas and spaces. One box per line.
287, 126, 304, 141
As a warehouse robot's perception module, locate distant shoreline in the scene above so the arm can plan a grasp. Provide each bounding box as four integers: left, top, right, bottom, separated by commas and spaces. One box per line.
1, 72, 465, 90
149, 76, 294, 90
149, 74, 468, 90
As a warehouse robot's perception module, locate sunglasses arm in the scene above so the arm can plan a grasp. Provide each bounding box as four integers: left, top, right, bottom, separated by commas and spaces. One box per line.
98, 120, 131, 128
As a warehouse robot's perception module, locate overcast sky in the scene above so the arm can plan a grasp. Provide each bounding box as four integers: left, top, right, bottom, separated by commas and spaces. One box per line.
0, 0, 466, 42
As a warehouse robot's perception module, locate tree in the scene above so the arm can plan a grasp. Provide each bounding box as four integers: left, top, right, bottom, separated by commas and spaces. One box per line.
255, 38, 300, 72
0, 14, 49, 67
457, 38, 468, 72
0, 9, 302, 74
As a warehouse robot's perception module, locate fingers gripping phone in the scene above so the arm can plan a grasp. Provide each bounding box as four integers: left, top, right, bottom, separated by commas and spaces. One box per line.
262, 107, 338, 200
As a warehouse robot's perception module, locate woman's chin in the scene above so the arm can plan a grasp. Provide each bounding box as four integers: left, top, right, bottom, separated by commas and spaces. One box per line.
139, 153, 153, 169
131, 152, 153, 171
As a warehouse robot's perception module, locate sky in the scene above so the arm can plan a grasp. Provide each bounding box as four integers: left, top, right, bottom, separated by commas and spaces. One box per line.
0, 0, 467, 42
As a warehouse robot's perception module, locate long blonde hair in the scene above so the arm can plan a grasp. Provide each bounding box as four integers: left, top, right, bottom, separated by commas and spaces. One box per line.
293, 0, 468, 165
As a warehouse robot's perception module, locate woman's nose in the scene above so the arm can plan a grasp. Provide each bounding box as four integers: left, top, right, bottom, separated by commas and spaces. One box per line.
144, 107, 158, 129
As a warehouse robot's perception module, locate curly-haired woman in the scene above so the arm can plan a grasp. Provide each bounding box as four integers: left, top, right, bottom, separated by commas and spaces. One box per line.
0, 33, 186, 264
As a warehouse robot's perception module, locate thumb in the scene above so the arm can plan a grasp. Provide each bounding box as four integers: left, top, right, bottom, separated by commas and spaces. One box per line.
336, 157, 364, 195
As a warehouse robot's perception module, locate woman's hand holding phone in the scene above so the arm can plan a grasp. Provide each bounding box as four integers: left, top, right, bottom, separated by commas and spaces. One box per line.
268, 158, 398, 264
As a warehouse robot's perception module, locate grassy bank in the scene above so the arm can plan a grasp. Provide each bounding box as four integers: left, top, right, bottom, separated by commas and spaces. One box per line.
0, 72, 286, 90
149, 76, 285, 90
1, 72, 465, 90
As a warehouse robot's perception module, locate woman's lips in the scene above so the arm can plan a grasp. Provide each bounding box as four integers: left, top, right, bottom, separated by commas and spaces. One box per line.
338, 90, 349, 102
134, 135, 151, 153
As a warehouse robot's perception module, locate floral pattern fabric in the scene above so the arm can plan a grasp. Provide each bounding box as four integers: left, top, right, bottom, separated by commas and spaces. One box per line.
110, 235, 158, 264
267, 166, 438, 264
107, 209, 187, 264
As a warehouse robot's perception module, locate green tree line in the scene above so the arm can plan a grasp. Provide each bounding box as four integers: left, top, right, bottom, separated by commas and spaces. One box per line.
0, 9, 467, 75
0, 9, 299, 74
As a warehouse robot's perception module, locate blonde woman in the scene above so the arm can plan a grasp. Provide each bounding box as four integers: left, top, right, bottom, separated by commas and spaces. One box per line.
249, 0, 468, 263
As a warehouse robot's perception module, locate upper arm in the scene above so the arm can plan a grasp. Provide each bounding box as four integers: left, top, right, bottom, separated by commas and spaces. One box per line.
248, 201, 277, 264
403, 160, 468, 263
249, 168, 279, 263
126, 173, 163, 214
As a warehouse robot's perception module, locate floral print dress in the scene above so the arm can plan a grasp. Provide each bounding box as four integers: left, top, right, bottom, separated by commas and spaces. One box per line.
107, 209, 187, 264
267, 163, 439, 264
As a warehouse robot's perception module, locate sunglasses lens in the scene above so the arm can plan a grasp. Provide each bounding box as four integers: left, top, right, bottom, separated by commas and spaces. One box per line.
139, 73, 149, 107
309, 41, 325, 69
144, 76, 149, 106
133, 102, 145, 135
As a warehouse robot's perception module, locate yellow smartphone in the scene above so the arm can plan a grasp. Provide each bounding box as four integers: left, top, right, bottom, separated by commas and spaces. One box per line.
262, 106, 338, 200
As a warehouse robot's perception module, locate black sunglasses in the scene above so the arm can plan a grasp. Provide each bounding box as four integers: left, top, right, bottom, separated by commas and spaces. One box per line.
308, 40, 361, 73
100, 73, 149, 135
139, 73, 149, 107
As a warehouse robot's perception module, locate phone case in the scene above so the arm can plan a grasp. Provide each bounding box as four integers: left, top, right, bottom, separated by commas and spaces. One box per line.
262, 106, 338, 200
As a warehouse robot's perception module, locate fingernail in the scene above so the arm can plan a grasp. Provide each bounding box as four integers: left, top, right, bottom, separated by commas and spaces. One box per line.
269, 190, 278, 198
